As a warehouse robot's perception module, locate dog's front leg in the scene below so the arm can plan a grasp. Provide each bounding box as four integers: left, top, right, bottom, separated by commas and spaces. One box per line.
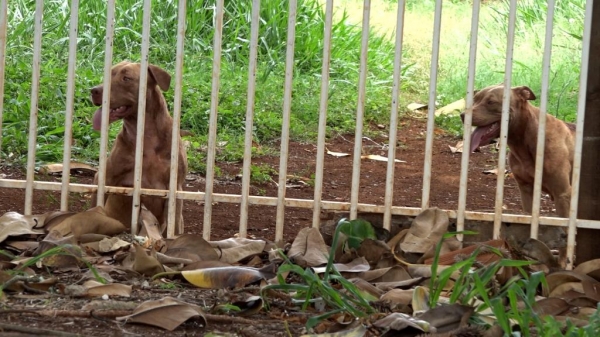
553, 192, 571, 218
516, 182, 534, 214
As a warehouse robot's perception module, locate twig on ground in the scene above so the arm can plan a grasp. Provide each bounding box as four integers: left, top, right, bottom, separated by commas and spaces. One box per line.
0, 322, 83, 337
1, 309, 288, 326
0, 309, 133, 318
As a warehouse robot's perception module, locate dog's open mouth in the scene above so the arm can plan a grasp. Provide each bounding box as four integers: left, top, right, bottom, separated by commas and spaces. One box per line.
92, 105, 132, 131
469, 122, 500, 153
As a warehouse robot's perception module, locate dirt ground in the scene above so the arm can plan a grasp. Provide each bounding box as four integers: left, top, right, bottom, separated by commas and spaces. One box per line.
0, 117, 555, 242
0, 117, 558, 336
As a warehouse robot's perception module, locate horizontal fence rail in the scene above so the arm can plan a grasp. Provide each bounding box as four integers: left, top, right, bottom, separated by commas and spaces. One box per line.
0, 0, 595, 270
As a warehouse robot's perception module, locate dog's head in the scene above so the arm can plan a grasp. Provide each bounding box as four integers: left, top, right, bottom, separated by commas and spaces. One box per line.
460, 85, 536, 152
91, 61, 171, 131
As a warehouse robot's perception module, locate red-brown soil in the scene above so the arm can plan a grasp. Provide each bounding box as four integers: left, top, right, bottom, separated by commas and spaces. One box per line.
0, 117, 555, 242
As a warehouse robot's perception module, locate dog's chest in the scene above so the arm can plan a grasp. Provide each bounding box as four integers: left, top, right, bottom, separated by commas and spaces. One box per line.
108, 150, 171, 189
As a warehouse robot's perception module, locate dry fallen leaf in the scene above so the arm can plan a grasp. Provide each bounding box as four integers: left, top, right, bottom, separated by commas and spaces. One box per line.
407, 102, 427, 111
209, 237, 266, 263
373, 312, 431, 333
83, 280, 132, 298
353, 266, 412, 283
534, 297, 572, 316
326, 148, 350, 157
181, 260, 232, 271
349, 278, 384, 299
483, 168, 509, 176
137, 206, 163, 240
379, 288, 414, 307
448, 140, 464, 153
435, 98, 465, 116
288, 227, 330, 267
546, 271, 597, 296
0, 212, 45, 243
418, 303, 474, 332
360, 154, 406, 163
400, 208, 449, 255
97, 237, 131, 253
574, 258, 600, 281
38, 162, 97, 175
312, 256, 370, 274
182, 265, 276, 289
42, 211, 76, 233
56, 206, 127, 239
166, 234, 219, 262
116, 296, 206, 331
132, 244, 165, 277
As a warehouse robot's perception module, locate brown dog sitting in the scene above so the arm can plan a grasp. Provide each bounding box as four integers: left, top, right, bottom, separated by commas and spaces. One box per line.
91, 61, 188, 234
461, 85, 575, 218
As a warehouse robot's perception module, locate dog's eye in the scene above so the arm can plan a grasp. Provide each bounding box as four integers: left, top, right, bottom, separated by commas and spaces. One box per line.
123, 76, 131, 82
487, 100, 494, 105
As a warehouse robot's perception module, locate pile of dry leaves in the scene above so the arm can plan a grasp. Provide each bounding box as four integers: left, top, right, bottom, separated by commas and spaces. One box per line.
0, 206, 599, 336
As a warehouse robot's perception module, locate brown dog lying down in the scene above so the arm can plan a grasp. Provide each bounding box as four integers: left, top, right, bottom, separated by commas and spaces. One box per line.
91, 61, 188, 234
461, 85, 575, 218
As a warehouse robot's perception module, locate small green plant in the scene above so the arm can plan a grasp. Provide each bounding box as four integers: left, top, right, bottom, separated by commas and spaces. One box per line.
434, 114, 464, 138
211, 303, 242, 315
249, 164, 276, 184
261, 218, 377, 330
425, 233, 600, 336
157, 281, 181, 290
0, 245, 105, 296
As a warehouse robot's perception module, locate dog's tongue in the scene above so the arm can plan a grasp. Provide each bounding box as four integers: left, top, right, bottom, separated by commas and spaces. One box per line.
469, 126, 488, 153
92, 108, 103, 131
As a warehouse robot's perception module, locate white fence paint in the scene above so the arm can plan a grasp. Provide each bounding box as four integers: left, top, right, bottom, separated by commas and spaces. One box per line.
0, 0, 595, 270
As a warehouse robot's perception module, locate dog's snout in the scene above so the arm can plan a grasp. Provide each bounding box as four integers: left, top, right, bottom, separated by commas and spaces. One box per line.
90, 86, 103, 106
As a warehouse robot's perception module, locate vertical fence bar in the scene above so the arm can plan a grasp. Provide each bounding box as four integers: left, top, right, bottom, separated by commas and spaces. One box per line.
275, 0, 298, 242
203, 0, 225, 240
382, 0, 406, 230
421, 0, 443, 209
24, 0, 44, 215
96, 0, 116, 206
349, 0, 371, 220
0, 0, 8, 160
239, 0, 261, 237
167, 0, 187, 238
530, 0, 555, 237
566, 0, 593, 270
130, 0, 153, 234
456, 0, 481, 240
492, 0, 518, 239
60, 0, 80, 211
311, 0, 334, 228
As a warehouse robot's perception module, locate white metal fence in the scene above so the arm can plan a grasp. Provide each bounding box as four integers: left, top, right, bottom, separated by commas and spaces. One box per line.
0, 0, 595, 270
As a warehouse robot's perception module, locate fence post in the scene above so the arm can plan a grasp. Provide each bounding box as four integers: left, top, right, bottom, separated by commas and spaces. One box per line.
576, 0, 600, 263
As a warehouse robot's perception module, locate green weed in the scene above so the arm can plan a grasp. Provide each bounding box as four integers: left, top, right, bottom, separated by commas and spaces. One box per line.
261, 218, 377, 331
249, 164, 276, 185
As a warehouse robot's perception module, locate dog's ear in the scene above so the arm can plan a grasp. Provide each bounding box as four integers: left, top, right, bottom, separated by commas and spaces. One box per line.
148, 64, 171, 92
514, 86, 536, 101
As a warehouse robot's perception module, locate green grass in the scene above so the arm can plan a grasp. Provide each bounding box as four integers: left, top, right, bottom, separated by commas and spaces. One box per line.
427, 232, 600, 336
362, 0, 583, 132
3, 0, 409, 173
2, 0, 585, 173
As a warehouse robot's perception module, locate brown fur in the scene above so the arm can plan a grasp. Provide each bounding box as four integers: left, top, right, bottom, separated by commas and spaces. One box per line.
462, 85, 575, 218
90, 61, 187, 234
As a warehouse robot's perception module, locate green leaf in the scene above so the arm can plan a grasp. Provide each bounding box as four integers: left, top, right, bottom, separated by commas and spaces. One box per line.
305, 309, 345, 331
337, 218, 376, 249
